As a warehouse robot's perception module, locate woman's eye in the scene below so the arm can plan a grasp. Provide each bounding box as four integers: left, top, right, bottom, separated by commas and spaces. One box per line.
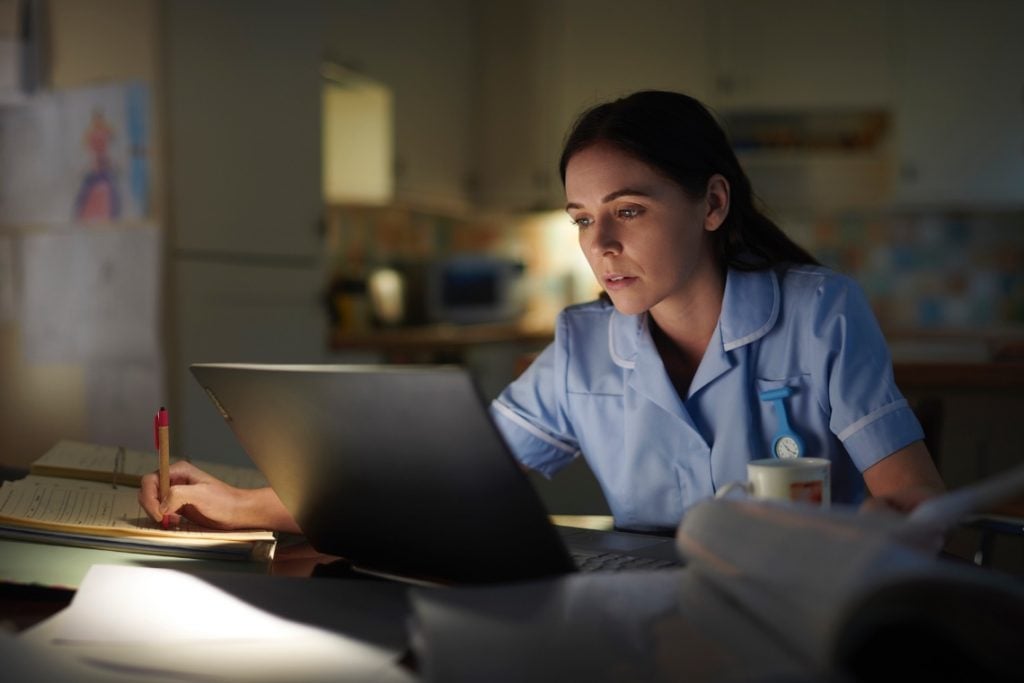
571, 216, 593, 228
617, 206, 641, 219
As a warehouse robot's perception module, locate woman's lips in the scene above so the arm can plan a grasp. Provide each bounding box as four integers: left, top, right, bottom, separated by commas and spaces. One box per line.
604, 275, 637, 291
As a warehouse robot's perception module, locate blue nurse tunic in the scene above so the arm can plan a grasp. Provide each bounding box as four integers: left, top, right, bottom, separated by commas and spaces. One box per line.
490, 266, 924, 532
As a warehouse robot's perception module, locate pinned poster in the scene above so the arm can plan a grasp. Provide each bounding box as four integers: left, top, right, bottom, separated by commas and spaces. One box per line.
0, 81, 150, 227
20, 225, 160, 363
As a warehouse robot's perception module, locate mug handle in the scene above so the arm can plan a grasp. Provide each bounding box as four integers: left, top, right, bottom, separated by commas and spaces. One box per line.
715, 481, 752, 499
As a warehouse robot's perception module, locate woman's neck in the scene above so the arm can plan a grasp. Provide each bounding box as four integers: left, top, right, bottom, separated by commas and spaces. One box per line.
648, 267, 726, 397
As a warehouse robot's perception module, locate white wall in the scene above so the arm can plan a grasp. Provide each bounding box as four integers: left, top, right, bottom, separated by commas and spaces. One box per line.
0, 0, 162, 468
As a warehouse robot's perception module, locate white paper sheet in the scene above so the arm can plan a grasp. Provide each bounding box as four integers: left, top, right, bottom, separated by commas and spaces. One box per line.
2, 630, 154, 683
33, 564, 410, 683
20, 225, 160, 363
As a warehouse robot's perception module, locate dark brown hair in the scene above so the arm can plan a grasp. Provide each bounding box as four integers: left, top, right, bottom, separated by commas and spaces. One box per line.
559, 91, 818, 270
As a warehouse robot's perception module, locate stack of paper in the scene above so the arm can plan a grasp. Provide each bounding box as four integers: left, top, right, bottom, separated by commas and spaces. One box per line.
30, 439, 268, 489
17, 564, 415, 683
0, 440, 275, 561
407, 464, 1024, 682
0, 476, 275, 560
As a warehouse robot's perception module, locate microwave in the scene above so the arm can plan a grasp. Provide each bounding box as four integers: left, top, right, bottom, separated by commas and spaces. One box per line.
426, 256, 525, 325
369, 257, 526, 327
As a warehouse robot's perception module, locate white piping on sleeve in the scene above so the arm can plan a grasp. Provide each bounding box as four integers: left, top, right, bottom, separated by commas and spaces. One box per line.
837, 399, 910, 442
492, 400, 579, 455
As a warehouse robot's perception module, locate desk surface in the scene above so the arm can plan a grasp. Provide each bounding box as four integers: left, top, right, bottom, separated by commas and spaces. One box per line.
0, 518, 617, 633
0, 536, 344, 632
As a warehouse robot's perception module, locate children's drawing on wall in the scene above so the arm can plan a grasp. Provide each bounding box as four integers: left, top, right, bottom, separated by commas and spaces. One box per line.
0, 81, 150, 228
64, 81, 150, 225
74, 109, 121, 221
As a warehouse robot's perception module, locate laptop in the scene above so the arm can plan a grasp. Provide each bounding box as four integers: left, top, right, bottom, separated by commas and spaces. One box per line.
190, 363, 680, 584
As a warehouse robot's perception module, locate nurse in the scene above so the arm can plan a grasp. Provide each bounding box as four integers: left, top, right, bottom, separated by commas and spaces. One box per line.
139, 90, 944, 533
490, 90, 943, 532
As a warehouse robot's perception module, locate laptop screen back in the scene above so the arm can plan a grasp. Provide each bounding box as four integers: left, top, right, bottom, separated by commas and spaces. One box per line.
189, 363, 575, 584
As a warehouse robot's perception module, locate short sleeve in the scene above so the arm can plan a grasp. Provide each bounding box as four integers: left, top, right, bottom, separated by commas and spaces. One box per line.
489, 315, 580, 477
807, 275, 924, 471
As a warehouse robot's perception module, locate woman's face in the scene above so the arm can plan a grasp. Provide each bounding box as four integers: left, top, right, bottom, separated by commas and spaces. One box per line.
564, 142, 725, 317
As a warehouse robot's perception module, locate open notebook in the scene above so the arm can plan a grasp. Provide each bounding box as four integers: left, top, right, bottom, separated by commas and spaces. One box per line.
29, 439, 268, 489
0, 440, 274, 561
0, 475, 275, 561
190, 362, 680, 584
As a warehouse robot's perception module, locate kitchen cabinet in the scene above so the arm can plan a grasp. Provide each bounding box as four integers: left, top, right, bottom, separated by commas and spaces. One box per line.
164, 1, 330, 467
705, 0, 894, 110
473, 0, 710, 211
556, 0, 711, 107
173, 259, 329, 466
323, 0, 476, 213
896, 360, 1024, 491
694, 0, 898, 211
472, 0, 558, 210
164, 0, 324, 258
891, 0, 1024, 207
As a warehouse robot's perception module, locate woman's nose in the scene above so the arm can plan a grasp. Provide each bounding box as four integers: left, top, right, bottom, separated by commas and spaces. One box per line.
587, 217, 622, 256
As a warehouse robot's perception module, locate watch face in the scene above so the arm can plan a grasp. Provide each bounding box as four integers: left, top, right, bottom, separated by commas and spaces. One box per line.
775, 435, 801, 459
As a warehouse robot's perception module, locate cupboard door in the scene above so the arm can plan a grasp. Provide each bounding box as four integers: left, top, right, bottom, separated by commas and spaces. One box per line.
474, 0, 711, 211
322, 0, 476, 213
472, 0, 555, 210
892, 0, 1024, 206
165, 0, 324, 257
173, 260, 328, 466
706, 0, 894, 109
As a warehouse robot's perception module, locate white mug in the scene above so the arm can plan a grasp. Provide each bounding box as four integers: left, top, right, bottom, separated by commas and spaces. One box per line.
715, 458, 831, 508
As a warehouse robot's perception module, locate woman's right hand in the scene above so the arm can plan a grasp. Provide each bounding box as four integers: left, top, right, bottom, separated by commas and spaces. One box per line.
138, 460, 301, 533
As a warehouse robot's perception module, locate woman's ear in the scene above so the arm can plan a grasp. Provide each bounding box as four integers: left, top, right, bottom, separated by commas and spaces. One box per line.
703, 174, 730, 232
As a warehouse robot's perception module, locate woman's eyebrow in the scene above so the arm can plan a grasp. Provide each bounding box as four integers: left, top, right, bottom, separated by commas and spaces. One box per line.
565, 187, 653, 212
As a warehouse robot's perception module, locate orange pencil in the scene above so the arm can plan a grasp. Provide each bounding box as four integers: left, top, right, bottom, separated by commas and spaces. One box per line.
155, 407, 171, 529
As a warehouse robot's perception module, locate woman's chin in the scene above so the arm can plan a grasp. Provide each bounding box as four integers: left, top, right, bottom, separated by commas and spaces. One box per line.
607, 295, 648, 317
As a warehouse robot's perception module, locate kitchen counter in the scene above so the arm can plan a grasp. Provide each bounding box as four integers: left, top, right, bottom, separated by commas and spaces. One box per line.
330, 325, 1024, 389
330, 323, 554, 353
894, 361, 1024, 390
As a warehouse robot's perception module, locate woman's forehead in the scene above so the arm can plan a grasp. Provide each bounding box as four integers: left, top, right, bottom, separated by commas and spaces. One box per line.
564, 143, 677, 204
566, 144, 659, 188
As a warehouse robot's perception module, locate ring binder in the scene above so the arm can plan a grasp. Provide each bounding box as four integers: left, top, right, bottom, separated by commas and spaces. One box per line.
111, 446, 125, 489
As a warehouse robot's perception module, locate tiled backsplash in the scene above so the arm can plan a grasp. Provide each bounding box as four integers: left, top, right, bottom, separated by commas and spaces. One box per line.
783, 211, 1024, 330
324, 204, 520, 269
325, 204, 1024, 334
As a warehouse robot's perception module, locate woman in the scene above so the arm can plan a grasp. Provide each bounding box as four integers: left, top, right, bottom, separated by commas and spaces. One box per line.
489, 91, 942, 532
140, 91, 943, 533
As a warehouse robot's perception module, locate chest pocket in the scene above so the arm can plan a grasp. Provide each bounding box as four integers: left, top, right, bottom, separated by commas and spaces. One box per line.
755, 375, 829, 459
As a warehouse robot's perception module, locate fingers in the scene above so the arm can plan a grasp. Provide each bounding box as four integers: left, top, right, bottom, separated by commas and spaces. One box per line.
138, 472, 163, 523
157, 485, 193, 521
138, 461, 220, 524
139, 462, 251, 530
158, 483, 239, 530
155, 484, 216, 528
167, 460, 210, 484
